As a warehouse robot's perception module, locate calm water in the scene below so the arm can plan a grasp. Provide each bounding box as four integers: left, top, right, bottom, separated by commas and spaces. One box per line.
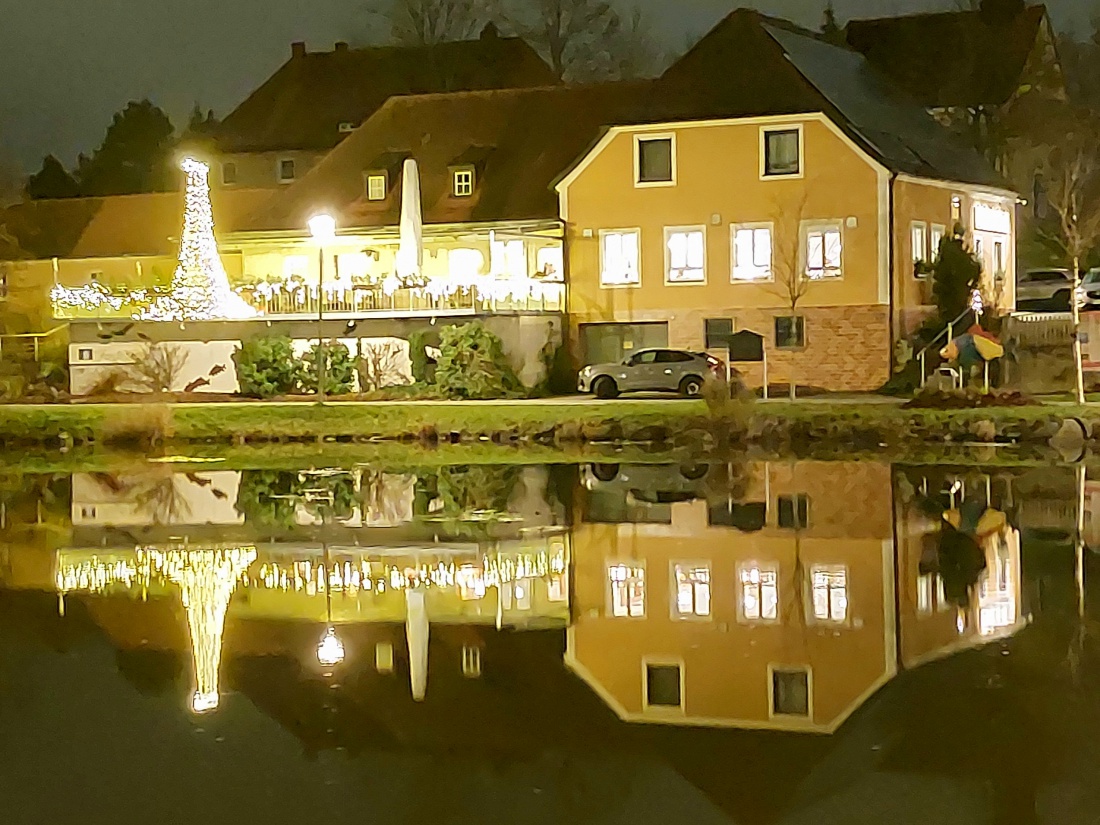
1, 456, 1098, 824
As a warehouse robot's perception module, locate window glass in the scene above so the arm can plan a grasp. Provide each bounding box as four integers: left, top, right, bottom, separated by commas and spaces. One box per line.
673, 563, 711, 617
666, 228, 705, 283
448, 248, 484, 279
911, 222, 927, 263
778, 494, 810, 529
773, 669, 809, 716
811, 565, 848, 623
774, 316, 805, 349
337, 252, 372, 279
930, 224, 946, 260
732, 225, 772, 281
630, 350, 658, 365
705, 318, 734, 348
740, 564, 779, 622
646, 664, 682, 707
490, 238, 525, 277
279, 158, 295, 181
535, 246, 564, 281
282, 255, 309, 279
637, 137, 673, 183
608, 563, 645, 617
453, 169, 474, 197
366, 173, 387, 201
655, 350, 692, 363
600, 230, 640, 286
804, 225, 842, 279
765, 129, 800, 176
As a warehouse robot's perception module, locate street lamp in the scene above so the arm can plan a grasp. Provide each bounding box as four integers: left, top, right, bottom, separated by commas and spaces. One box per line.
317, 626, 345, 667
308, 213, 337, 403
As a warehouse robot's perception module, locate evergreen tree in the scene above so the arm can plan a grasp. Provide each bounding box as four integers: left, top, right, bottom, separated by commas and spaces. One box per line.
26, 155, 80, 200
76, 100, 176, 196
931, 234, 982, 324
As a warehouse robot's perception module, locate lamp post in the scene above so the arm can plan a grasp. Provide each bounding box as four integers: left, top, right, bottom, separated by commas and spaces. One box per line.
308, 214, 337, 403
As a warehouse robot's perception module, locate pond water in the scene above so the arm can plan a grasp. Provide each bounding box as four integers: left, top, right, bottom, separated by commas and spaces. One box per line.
0, 455, 1098, 824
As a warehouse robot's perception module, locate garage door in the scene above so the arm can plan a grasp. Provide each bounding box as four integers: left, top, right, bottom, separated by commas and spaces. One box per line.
581, 322, 668, 365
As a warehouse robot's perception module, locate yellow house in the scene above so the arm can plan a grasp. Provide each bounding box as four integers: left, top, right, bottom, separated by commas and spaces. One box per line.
557, 10, 1018, 392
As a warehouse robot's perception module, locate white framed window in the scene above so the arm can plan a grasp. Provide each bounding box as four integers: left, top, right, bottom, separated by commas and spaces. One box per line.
810, 564, 849, 624
77, 348, 93, 361
599, 229, 640, 287
643, 659, 684, 710
761, 125, 803, 178
769, 665, 811, 717
453, 168, 474, 197
448, 248, 484, 279
671, 562, 711, 618
221, 162, 237, 186
803, 221, 843, 280
911, 221, 927, 265
608, 562, 645, 617
634, 133, 675, 186
490, 237, 526, 278
665, 226, 706, 284
930, 224, 946, 261
738, 563, 779, 623
546, 573, 566, 602
365, 173, 387, 201
501, 578, 532, 611
277, 157, 296, 183
731, 223, 773, 282
535, 245, 564, 281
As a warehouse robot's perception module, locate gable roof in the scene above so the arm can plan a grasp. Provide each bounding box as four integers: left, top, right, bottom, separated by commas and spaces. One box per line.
844, 5, 1050, 108
215, 31, 558, 154
0, 198, 102, 260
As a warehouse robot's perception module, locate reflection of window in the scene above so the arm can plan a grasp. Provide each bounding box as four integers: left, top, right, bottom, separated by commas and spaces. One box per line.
501, 578, 532, 610
666, 227, 706, 283
490, 238, 526, 277
772, 668, 810, 716
672, 563, 711, 618
778, 494, 810, 529
448, 248, 484, 279
636, 136, 674, 184
739, 563, 779, 622
804, 223, 842, 279
931, 224, 946, 260
535, 245, 564, 281
951, 195, 962, 223
763, 128, 801, 176
917, 572, 935, 615
911, 221, 927, 264
365, 173, 387, 201
645, 662, 682, 707
608, 563, 645, 617
547, 573, 566, 602
599, 229, 640, 286
710, 500, 767, 531
456, 565, 485, 600
453, 168, 474, 197
811, 565, 848, 623
732, 224, 773, 281
462, 645, 482, 678
775, 316, 805, 349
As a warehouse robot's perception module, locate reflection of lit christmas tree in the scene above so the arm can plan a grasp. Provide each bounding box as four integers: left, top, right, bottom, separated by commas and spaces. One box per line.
142, 158, 255, 321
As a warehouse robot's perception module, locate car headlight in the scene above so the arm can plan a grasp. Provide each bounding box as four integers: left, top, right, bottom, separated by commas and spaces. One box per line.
581, 366, 593, 376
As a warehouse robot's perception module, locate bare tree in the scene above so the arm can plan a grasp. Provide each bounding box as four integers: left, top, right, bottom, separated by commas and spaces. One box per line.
1037, 107, 1100, 404
128, 343, 190, 393
770, 193, 814, 401
505, 0, 621, 81
607, 4, 663, 80
358, 339, 410, 391
372, 0, 497, 45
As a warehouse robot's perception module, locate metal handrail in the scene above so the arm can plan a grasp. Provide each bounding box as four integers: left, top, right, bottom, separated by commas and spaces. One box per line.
0, 324, 68, 361
916, 308, 973, 388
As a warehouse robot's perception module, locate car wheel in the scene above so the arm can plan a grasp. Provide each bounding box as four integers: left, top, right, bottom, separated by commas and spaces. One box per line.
680, 463, 709, 481
591, 463, 620, 482
679, 376, 703, 397
592, 376, 619, 399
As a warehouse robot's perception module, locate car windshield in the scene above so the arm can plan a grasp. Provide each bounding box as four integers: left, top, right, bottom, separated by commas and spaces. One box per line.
1084, 270, 1100, 285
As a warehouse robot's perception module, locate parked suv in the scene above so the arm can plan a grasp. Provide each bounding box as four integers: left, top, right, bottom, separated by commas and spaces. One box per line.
578, 348, 722, 398
1078, 268, 1100, 310
1017, 268, 1073, 311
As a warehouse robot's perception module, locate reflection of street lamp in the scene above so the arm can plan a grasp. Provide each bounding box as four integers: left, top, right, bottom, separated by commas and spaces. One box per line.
309, 213, 336, 403
317, 626, 345, 667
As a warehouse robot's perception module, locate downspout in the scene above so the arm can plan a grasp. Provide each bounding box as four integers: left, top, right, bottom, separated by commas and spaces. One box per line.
888, 173, 898, 368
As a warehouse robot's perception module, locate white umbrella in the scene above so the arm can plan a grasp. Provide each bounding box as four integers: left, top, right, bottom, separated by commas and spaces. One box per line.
394, 158, 423, 290
405, 587, 429, 701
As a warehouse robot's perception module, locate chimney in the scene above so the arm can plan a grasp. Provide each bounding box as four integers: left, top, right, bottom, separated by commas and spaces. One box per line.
291, 41, 306, 59
334, 41, 349, 53
480, 22, 500, 40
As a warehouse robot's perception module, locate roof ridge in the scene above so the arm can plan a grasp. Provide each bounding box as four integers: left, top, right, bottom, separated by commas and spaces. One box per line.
847, 3, 1045, 25
306, 34, 531, 58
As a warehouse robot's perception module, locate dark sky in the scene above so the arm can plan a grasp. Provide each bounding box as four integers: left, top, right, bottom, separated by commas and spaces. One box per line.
0, 0, 1090, 172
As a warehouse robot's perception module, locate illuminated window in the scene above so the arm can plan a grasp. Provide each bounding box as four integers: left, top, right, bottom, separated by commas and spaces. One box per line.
778, 494, 810, 529
917, 572, 935, 615
535, 245, 564, 281
453, 168, 474, 197
608, 563, 645, 617
811, 565, 848, 623
994, 241, 1005, 276
803, 222, 842, 279
337, 252, 372, 279
462, 645, 482, 678
278, 158, 296, 183
951, 195, 962, 223
665, 227, 706, 284
599, 229, 640, 287
490, 237, 526, 277
739, 563, 779, 622
501, 578, 532, 611
365, 173, 387, 201
456, 565, 485, 600
448, 248, 484, 279
546, 573, 566, 602
731, 224, 772, 281
644, 662, 682, 708
930, 224, 946, 261
672, 562, 711, 618
636, 135, 674, 184
771, 668, 810, 716
911, 221, 927, 265
763, 127, 801, 177
221, 162, 237, 186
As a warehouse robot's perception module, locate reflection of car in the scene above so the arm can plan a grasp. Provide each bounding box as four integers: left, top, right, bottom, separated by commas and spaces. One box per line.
578, 348, 722, 398
1016, 268, 1073, 310
583, 462, 711, 492
1078, 268, 1100, 310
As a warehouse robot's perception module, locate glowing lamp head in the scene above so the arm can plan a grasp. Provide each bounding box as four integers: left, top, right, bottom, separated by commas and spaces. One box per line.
309, 213, 337, 244
180, 156, 209, 177
191, 690, 220, 714
317, 626, 345, 667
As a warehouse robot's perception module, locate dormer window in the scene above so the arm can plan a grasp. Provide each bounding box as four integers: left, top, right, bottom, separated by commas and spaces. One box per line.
338, 121, 357, 133
365, 173, 388, 201
453, 168, 475, 198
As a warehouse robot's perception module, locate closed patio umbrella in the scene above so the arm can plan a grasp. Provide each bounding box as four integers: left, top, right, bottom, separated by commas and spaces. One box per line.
392, 158, 423, 294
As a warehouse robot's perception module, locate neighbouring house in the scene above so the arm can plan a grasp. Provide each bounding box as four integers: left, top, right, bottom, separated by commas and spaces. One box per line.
559, 9, 1015, 391
212, 24, 557, 190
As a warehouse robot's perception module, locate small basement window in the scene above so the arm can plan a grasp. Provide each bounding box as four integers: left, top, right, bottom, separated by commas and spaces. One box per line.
772, 668, 810, 716
78, 348, 93, 361
775, 316, 805, 349
645, 662, 682, 708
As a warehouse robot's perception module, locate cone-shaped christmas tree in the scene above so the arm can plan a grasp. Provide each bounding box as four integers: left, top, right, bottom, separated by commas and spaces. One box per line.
142, 157, 255, 320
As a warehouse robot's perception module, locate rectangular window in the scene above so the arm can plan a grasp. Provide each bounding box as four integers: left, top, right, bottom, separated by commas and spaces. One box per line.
778, 494, 810, 529
739, 563, 779, 622
453, 168, 474, 197
772, 668, 810, 716
636, 135, 674, 184
731, 224, 773, 281
456, 565, 485, 600
278, 158, 296, 183
645, 662, 682, 708
490, 237, 526, 278
774, 316, 805, 349
222, 162, 237, 186
994, 241, 1005, 275
951, 195, 962, 223
608, 563, 645, 617
911, 221, 927, 265
917, 572, 935, 615
365, 173, 387, 201
804, 223, 842, 279
930, 224, 946, 261
763, 127, 801, 177
461, 645, 482, 678
546, 573, 566, 602
665, 226, 706, 284
501, 578, 533, 611
599, 229, 640, 287
77, 348, 93, 361
811, 565, 849, 623
672, 563, 711, 618
705, 318, 733, 349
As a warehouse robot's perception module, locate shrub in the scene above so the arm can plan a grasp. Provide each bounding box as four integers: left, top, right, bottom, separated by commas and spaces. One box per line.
434, 321, 522, 399
233, 335, 306, 398
100, 404, 174, 447
234, 470, 301, 528
302, 341, 356, 396
931, 235, 981, 323
407, 329, 433, 384
903, 387, 1034, 409
357, 339, 410, 391
128, 343, 189, 393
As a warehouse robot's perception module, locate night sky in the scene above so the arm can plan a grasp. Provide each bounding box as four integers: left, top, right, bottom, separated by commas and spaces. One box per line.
0, 0, 1091, 171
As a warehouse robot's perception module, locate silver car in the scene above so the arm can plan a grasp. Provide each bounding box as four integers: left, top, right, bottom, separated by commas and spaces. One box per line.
577, 348, 722, 398
1017, 268, 1073, 310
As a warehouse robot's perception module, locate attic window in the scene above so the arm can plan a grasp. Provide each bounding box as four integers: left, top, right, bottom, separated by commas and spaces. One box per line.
365, 173, 388, 201
763, 127, 802, 177
453, 168, 475, 198
635, 135, 674, 185
338, 121, 357, 133
278, 158, 296, 183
